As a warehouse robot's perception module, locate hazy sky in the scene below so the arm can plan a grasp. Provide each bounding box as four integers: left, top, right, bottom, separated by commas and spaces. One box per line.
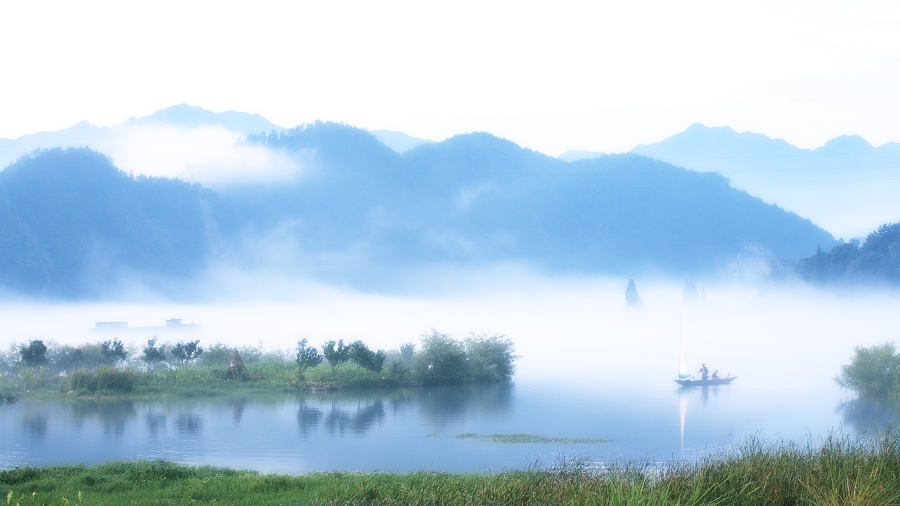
2, 0, 899, 155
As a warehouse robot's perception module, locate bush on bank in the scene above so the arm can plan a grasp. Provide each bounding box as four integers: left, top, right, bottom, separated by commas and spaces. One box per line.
0, 330, 517, 398
2, 434, 900, 505
838, 341, 900, 402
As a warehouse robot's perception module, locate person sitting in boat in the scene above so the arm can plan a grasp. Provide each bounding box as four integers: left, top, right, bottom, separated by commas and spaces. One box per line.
699, 364, 708, 380
711, 370, 719, 379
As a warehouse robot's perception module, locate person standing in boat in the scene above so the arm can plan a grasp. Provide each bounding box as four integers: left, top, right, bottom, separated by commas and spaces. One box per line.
699, 364, 709, 380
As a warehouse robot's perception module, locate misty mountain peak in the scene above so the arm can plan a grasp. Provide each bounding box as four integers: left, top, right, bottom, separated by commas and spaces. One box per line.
815, 135, 874, 155
370, 130, 433, 153
123, 104, 282, 134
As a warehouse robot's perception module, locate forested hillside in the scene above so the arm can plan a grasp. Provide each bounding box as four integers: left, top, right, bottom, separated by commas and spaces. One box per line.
0, 148, 217, 296
796, 222, 900, 284
0, 124, 838, 297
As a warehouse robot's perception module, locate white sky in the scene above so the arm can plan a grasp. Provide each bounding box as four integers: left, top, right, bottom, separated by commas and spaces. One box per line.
1, 0, 899, 155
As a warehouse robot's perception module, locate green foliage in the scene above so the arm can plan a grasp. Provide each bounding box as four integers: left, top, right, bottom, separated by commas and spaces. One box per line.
140, 337, 166, 366
67, 367, 136, 394
49, 345, 83, 374
100, 338, 127, 364
400, 342, 415, 363
171, 340, 203, 365
347, 341, 385, 375
5, 434, 900, 505
415, 330, 469, 385
295, 339, 323, 378
465, 334, 516, 383
322, 339, 349, 374
797, 221, 900, 284
199, 343, 231, 366
837, 342, 900, 400
19, 340, 48, 367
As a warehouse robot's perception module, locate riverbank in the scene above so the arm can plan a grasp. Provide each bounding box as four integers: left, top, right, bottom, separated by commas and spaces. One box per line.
3, 435, 899, 505
0, 361, 422, 401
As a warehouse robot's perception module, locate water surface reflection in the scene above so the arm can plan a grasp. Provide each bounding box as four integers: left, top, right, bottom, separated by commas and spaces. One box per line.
0, 381, 873, 473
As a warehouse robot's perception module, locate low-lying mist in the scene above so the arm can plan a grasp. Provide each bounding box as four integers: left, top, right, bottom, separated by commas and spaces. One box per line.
2, 270, 896, 391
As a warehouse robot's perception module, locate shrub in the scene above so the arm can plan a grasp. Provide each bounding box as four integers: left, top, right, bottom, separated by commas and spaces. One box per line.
100, 338, 128, 364
171, 340, 204, 365
837, 341, 900, 400
68, 367, 136, 393
19, 340, 48, 366
466, 333, 517, 383
415, 330, 469, 385
295, 339, 322, 378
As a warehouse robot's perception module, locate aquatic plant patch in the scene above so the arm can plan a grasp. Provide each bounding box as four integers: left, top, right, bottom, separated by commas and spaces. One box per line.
453, 433, 612, 444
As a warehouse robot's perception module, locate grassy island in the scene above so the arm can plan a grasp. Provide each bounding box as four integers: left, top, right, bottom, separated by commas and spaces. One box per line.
2, 434, 900, 505
0, 331, 515, 400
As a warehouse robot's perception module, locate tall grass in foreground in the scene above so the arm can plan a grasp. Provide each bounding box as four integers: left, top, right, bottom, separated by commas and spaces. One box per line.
3, 433, 900, 505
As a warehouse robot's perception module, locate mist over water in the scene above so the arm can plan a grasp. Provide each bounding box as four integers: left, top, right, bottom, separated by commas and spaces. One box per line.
2, 274, 896, 388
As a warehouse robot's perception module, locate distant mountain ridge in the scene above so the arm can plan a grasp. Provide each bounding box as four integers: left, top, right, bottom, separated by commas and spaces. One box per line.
0, 104, 284, 170
563, 124, 900, 239
0, 116, 841, 297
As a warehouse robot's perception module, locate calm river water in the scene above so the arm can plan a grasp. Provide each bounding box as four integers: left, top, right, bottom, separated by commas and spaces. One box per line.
1, 379, 893, 473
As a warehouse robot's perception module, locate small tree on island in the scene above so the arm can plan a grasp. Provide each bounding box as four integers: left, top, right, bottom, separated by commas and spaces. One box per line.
347, 341, 385, 376
171, 340, 203, 366
100, 338, 128, 364
837, 341, 900, 400
19, 340, 48, 367
322, 339, 349, 374
295, 338, 323, 379
142, 337, 166, 368
625, 279, 643, 307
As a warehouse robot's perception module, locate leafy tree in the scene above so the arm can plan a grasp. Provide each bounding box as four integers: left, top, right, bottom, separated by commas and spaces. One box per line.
837, 342, 900, 400
100, 338, 128, 364
142, 337, 166, 366
625, 279, 643, 307
322, 339, 349, 374
388, 359, 408, 379
295, 338, 323, 378
347, 341, 385, 375
400, 342, 416, 364
52, 345, 83, 374
415, 330, 469, 385
171, 340, 204, 365
466, 333, 517, 383
19, 340, 48, 366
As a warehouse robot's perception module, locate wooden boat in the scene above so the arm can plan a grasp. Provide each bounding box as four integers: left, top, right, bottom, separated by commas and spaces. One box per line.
675, 377, 737, 387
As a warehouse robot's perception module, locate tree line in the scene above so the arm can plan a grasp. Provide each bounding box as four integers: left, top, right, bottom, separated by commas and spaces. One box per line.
796, 221, 900, 285
1, 330, 517, 387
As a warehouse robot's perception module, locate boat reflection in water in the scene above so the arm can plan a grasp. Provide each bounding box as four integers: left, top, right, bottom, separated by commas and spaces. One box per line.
677, 382, 735, 453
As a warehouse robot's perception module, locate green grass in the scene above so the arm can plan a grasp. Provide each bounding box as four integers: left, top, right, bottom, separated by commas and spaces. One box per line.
0, 361, 413, 400
453, 433, 611, 444
3, 434, 900, 505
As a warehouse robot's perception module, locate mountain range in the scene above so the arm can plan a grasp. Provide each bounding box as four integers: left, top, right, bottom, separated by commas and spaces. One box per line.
0, 111, 837, 297
562, 124, 900, 239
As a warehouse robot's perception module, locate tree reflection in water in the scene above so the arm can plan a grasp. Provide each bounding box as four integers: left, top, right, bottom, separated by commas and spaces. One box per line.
175, 412, 203, 436
22, 410, 48, 440
145, 412, 167, 438
323, 400, 385, 436
65, 400, 137, 439
229, 399, 247, 425
297, 403, 323, 436
297, 384, 513, 437
839, 398, 900, 435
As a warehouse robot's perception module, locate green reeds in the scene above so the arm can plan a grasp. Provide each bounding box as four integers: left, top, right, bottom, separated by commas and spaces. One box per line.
3, 433, 900, 505
67, 367, 136, 394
